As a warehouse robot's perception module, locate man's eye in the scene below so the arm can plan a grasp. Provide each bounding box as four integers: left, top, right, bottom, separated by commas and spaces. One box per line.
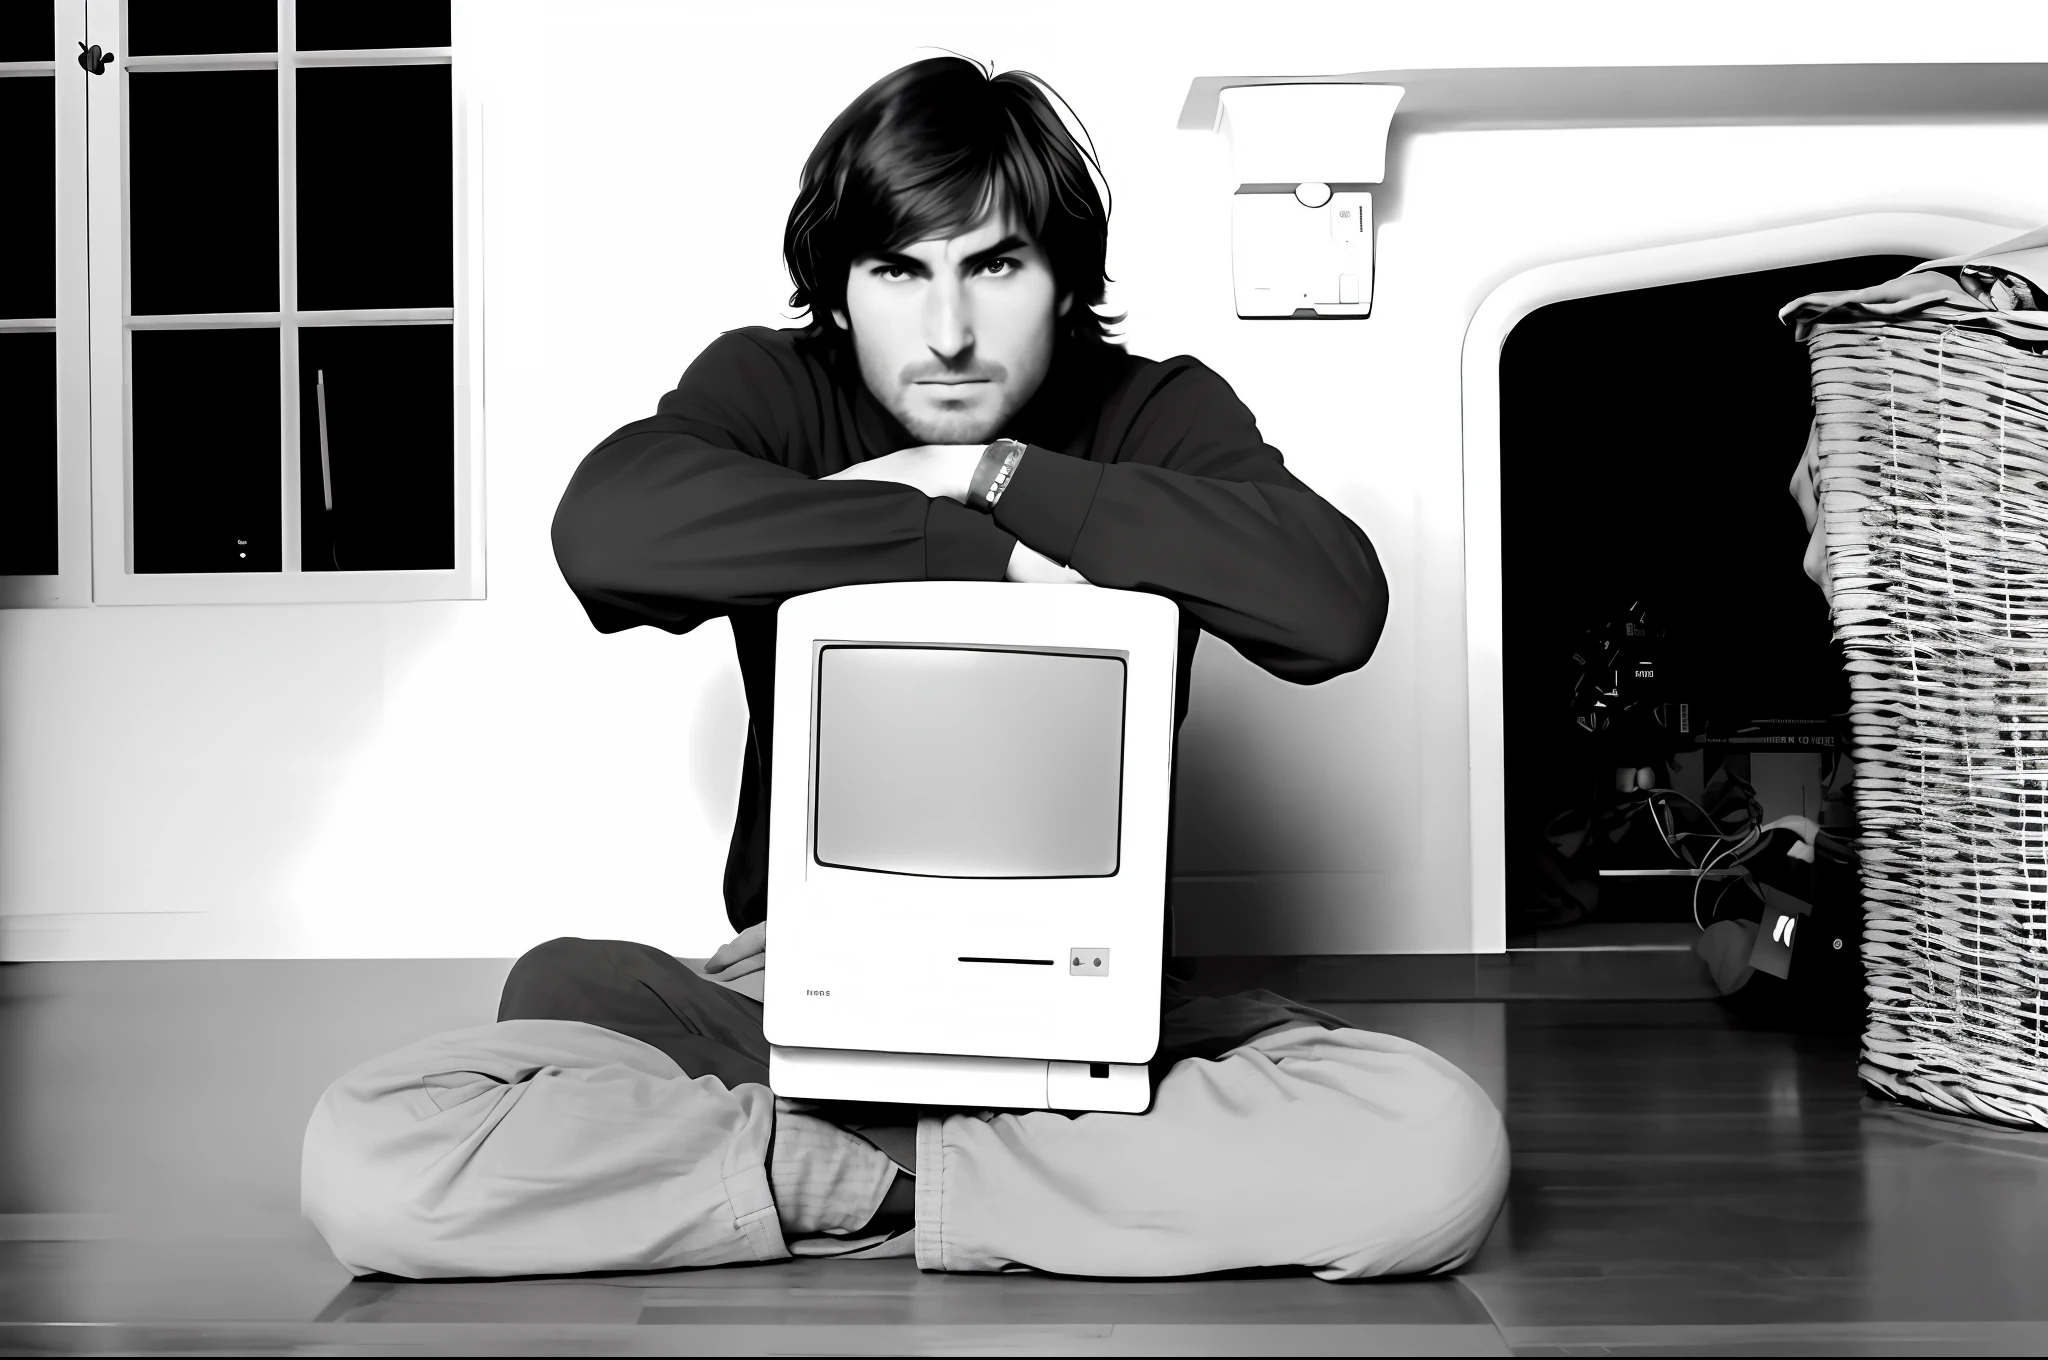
867, 259, 1020, 281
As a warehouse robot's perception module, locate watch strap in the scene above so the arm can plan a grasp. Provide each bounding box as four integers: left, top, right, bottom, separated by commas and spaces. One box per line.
972, 439, 1028, 514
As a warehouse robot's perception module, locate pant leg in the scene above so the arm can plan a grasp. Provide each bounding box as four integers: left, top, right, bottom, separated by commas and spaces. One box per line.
301, 1018, 788, 1279
498, 936, 769, 1090
912, 1018, 1510, 1281
1150, 978, 1355, 1081
496, 936, 915, 1255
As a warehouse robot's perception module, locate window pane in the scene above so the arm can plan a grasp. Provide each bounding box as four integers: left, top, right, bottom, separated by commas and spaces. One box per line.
127, 0, 277, 56
296, 2, 450, 51
297, 65, 449, 310
0, 333, 59, 576
298, 324, 452, 571
0, 5, 54, 61
0, 75, 55, 321
133, 328, 281, 573
130, 70, 279, 316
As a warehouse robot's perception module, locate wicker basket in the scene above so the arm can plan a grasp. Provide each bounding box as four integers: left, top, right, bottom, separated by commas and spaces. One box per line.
1804, 303, 2048, 1128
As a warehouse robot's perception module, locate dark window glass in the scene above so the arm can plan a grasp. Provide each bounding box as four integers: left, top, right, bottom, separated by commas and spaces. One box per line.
127, 0, 277, 56
130, 71, 278, 315
0, 5, 54, 60
297, 2, 450, 51
298, 324, 453, 571
0, 75, 55, 321
133, 327, 281, 573
0, 333, 59, 575
297, 64, 450, 310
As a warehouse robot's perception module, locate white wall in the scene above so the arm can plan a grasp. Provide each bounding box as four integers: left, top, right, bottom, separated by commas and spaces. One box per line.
6, 0, 2048, 960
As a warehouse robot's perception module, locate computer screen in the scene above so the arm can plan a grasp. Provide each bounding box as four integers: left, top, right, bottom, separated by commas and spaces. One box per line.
812, 645, 1126, 879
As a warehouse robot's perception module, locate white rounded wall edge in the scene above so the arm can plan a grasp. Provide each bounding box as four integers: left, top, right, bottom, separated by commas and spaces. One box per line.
1460, 210, 2024, 955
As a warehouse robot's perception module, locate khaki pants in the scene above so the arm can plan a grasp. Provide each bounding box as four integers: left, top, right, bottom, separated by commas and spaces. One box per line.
302, 938, 1508, 1281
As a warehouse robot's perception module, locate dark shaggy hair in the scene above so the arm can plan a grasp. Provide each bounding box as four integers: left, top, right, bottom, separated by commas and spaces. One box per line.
784, 55, 1126, 350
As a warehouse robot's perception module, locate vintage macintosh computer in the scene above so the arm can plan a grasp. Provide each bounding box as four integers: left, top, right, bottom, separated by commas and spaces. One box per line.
763, 580, 1180, 1114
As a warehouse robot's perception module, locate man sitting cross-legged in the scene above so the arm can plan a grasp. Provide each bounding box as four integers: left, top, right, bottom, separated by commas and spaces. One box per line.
300, 55, 1509, 1282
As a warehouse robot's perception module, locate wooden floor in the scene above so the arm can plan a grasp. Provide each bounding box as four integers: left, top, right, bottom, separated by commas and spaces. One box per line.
1, 959, 2045, 1355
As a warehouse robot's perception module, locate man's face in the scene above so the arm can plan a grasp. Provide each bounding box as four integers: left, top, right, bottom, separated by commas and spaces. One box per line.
833, 210, 1073, 446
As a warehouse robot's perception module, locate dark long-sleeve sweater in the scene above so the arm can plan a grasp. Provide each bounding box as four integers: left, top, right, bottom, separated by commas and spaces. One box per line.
552, 325, 1391, 932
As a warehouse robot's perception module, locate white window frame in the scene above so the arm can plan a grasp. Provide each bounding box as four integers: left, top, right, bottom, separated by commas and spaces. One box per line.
0, 0, 91, 608
1459, 210, 2027, 955
82, 0, 484, 606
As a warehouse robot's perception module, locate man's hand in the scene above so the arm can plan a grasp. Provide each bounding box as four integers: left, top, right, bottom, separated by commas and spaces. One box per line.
820, 445, 985, 502
705, 921, 766, 980
1006, 540, 1092, 585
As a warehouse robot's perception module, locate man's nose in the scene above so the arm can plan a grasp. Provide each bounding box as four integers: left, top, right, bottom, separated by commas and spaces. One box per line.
924, 280, 974, 358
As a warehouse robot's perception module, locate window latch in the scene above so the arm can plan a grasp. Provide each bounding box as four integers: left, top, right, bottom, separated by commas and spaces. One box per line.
78, 42, 114, 75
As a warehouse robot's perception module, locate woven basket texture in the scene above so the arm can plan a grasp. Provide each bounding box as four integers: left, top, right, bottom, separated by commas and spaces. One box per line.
1807, 303, 2048, 1128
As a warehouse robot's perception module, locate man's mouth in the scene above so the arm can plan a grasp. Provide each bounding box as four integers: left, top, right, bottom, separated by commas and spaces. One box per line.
919, 379, 988, 386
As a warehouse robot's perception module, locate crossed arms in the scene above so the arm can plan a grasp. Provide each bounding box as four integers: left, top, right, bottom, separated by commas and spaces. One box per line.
817, 444, 1089, 585
551, 332, 1391, 685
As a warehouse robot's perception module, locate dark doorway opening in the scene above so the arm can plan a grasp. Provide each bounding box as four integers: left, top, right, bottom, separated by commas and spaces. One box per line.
1498, 253, 1917, 948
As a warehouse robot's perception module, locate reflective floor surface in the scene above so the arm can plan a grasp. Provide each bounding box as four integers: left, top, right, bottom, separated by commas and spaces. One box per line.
1, 959, 2044, 1355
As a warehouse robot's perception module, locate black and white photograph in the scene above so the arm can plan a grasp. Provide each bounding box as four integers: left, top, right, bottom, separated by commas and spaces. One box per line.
3, 0, 2048, 1353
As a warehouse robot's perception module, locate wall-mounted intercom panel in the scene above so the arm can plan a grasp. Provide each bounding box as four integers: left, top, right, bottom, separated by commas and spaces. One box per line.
1209, 83, 1404, 321
1232, 184, 1374, 317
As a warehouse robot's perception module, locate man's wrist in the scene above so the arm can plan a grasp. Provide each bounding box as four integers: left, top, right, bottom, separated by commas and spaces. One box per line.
967, 439, 1027, 514
957, 444, 991, 503
966, 443, 1005, 508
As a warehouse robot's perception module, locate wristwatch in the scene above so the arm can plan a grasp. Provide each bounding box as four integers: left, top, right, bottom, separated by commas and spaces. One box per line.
969, 438, 1028, 514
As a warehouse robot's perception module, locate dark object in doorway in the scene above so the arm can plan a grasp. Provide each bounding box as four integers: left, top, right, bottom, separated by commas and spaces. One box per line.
1693, 832, 1864, 1034
1518, 739, 1760, 930
1565, 599, 1694, 748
